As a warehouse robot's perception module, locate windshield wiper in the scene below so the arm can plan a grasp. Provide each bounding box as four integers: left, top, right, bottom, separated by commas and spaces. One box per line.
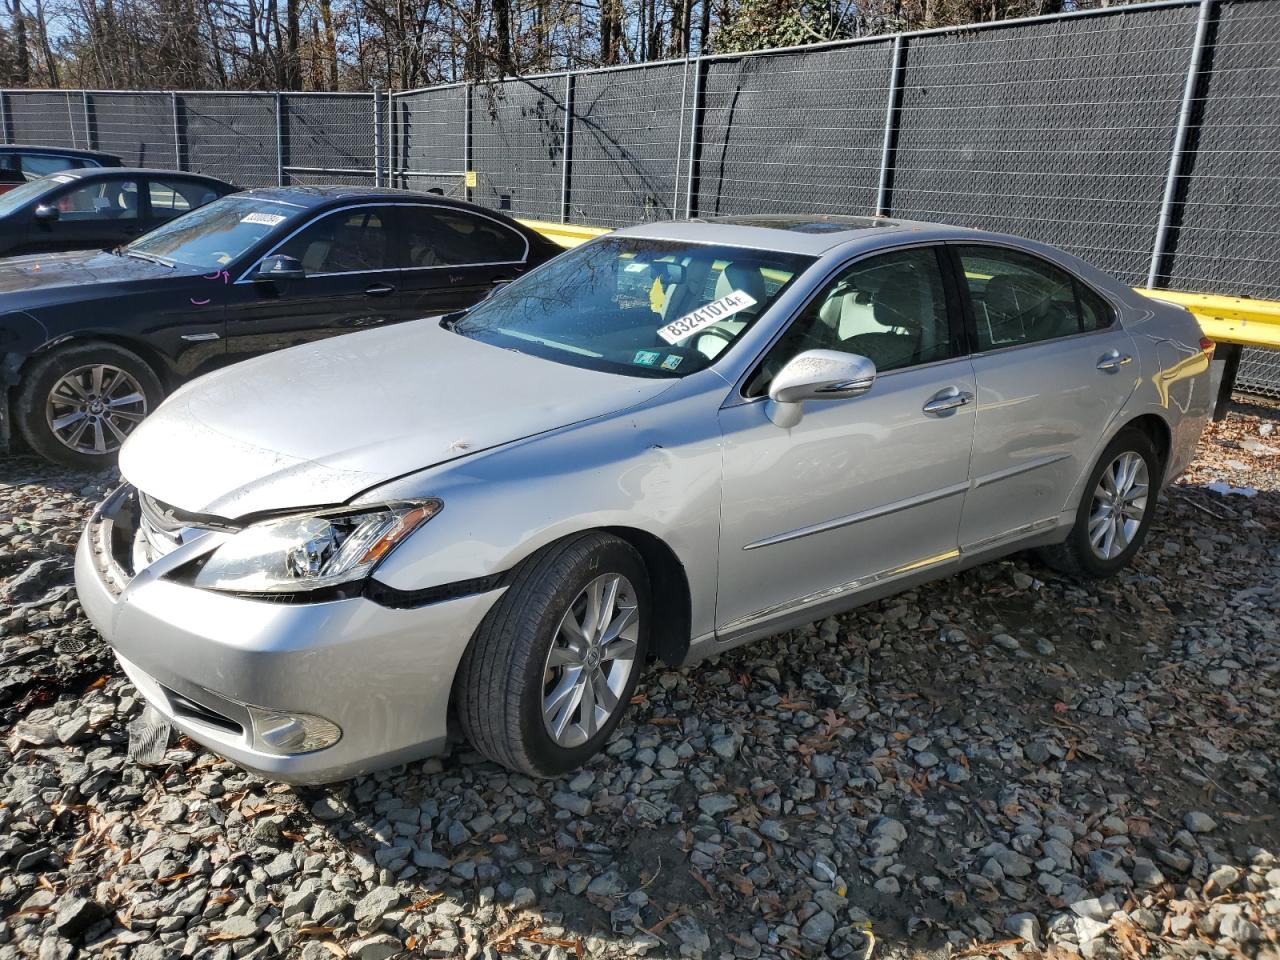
440, 311, 467, 331
124, 250, 176, 268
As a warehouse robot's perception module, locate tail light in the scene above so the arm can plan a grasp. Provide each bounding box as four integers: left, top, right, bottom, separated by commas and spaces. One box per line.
1199, 336, 1215, 356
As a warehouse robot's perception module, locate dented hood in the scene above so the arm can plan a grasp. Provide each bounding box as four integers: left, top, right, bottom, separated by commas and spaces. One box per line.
120, 319, 673, 519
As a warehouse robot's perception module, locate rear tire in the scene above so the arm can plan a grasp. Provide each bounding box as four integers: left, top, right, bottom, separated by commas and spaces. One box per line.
15, 342, 163, 471
1038, 427, 1160, 578
454, 533, 650, 777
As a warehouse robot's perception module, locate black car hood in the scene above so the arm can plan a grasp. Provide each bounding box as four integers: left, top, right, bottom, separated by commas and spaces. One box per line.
0, 249, 195, 295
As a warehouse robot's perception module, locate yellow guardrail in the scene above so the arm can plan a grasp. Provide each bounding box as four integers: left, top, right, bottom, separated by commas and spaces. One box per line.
519, 219, 1280, 353
518, 219, 608, 248
1136, 289, 1280, 350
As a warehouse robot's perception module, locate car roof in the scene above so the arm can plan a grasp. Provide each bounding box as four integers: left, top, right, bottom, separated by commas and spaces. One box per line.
235, 185, 497, 212
55, 167, 232, 184
0, 144, 121, 161
612, 215, 988, 256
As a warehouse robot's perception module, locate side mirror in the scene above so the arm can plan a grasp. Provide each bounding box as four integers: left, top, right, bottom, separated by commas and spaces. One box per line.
33, 203, 59, 222
255, 254, 305, 282
766, 349, 876, 428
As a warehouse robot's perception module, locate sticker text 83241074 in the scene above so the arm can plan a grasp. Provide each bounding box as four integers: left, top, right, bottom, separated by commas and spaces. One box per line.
657, 290, 757, 345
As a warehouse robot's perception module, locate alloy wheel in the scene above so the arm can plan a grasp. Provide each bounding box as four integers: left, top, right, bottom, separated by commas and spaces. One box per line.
1088, 451, 1149, 560
541, 573, 639, 748
45, 363, 148, 456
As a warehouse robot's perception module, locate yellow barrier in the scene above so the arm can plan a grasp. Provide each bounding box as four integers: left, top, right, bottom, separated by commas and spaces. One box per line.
518, 219, 608, 248
1136, 289, 1280, 350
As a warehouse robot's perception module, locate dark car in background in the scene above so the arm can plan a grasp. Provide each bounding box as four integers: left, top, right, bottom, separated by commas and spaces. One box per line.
0, 168, 235, 257
0, 186, 563, 467
0, 145, 123, 193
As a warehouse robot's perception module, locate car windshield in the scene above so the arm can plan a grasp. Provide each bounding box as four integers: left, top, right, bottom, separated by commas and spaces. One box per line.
126, 196, 301, 269
0, 175, 61, 217
453, 236, 815, 378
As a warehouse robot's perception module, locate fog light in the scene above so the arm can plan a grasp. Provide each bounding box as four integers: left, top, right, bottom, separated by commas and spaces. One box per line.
246, 705, 342, 755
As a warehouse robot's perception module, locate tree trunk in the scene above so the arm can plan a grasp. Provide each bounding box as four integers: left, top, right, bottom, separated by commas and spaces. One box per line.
320, 0, 338, 87
493, 0, 512, 77
11, 0, 28, 84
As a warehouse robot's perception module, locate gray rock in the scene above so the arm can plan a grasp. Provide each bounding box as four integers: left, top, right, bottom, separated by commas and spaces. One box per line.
993, 633, 1020, 650
550, 792, 592, 816
587, 871, 627, 898
800, 910, 835, 945
758, 820, 789, 842
310, 797, 347, 821
53, 897, 104, 938
213, 915, 261, 940
348, 934, 403, 960
1208, 864, 1241, 892
1219, 912, 1263, 943
1004, 912, 1042, 948
698, 794, 737, 816
353, 886, 402, 923
669, 915, 711, 952
1184, 811, 1217, 833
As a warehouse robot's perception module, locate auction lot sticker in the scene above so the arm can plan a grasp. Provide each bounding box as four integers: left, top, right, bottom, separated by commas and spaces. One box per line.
241, 212, 287, 226
657, 290, 757, 345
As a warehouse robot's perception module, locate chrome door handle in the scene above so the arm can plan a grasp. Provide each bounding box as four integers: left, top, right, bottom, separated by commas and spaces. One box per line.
365, 283, 396, 297
923, 390, 973, 415
1097, 351, 1133, 372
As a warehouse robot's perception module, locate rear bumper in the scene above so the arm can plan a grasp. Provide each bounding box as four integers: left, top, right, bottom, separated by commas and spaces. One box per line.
74, 496, 502, 784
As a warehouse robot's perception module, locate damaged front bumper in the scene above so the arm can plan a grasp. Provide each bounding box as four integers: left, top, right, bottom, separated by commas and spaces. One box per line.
74, 485, 503, 784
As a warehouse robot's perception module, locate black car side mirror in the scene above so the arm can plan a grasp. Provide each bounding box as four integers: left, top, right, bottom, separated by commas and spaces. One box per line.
255, 254, 304, 282
33, 203, 59, 222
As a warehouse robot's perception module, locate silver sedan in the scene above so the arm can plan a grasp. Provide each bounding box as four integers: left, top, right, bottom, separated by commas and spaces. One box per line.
75, 215, 1214, 783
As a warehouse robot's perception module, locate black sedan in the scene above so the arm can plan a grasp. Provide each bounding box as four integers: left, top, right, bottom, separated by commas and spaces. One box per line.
0, 186, 563, 467
0, 167, 235, 258
0, 144, 123, 194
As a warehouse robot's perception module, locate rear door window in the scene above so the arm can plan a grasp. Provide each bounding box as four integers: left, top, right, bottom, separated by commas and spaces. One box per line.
956, 245, 1112, 351
148, 178, 221, 222
21, 154, 79, 179
399, 207, 526, 267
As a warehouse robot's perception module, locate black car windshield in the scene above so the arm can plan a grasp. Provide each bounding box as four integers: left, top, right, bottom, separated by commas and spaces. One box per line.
127, 196, 302, 269
0, 175, 64, 217
453, 236, 815, 377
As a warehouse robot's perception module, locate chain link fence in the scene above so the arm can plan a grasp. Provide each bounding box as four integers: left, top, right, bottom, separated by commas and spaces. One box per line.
0, 0, 1277, 395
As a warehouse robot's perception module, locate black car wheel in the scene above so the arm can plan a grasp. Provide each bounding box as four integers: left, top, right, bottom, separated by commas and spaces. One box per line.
15, 341, 163, 470
454, 532, 651, 777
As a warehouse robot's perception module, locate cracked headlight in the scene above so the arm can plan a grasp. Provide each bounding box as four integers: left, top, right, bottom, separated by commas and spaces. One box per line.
192, 500, 441, 595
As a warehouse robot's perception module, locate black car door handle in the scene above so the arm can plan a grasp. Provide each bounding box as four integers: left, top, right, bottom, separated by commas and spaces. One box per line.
365, 283, 396, 297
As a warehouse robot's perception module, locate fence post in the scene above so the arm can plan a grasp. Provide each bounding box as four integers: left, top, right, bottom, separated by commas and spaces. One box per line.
0, 91, 8, 145
372, 85, 384, 187
82, 91, 92, 149
560, 73, 574, 223
171, 92, 182, 170
683, 57, 704, 219
274, 93, 285, 186
463, 83, 473, 204
1147, 0, 1214, 289
876, 35, 907, 217
65, 92, 77, 148
386, 90, 396, 187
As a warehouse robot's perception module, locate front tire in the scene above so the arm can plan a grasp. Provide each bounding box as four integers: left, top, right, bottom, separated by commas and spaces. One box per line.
1038, 427, 1160, 578
454, 533, 651, 777
15, 342, 163, 470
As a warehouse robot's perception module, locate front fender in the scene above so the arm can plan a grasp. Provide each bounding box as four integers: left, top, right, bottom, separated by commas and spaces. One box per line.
0, 311, 51, 453
361, 389, 725, 643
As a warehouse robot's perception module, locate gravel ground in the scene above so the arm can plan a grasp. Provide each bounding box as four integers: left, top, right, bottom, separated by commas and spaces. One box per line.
2, 404, 1278, 960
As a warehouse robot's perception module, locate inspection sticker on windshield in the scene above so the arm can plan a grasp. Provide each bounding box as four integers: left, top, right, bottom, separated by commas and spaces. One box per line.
657, 290, 757, 345
241, 212, 286, 227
